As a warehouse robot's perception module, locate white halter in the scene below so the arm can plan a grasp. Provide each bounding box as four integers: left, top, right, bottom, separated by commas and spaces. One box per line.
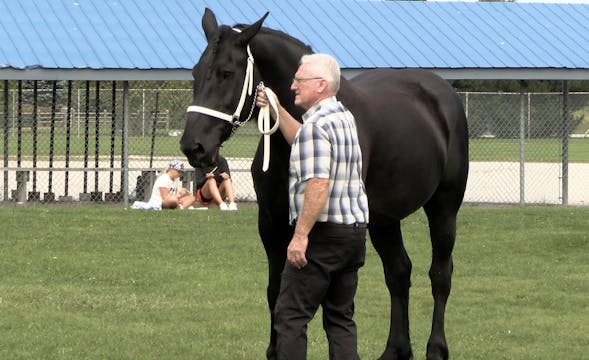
186, 36, 279, 172
186, 44, 255, 123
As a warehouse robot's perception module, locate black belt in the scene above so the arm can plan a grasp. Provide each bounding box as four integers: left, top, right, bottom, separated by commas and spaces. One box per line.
313, 221, 367, 230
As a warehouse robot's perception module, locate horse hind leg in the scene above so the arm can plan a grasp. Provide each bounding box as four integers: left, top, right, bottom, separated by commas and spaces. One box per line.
423, 195, 460, 360
369, 219, 413, 360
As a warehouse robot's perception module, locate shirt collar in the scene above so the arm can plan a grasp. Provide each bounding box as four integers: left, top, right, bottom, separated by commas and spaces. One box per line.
302, 96, 337, 122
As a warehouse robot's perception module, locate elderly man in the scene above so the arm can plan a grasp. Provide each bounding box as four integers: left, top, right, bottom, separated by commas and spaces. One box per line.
257, 53, 369, 360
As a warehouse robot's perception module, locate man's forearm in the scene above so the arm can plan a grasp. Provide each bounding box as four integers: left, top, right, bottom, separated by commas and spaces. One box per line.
294, 178, 329, 236
276, 106, 301, 145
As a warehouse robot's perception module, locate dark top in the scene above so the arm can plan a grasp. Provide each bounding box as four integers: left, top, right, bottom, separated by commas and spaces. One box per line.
194, 155, 231, 190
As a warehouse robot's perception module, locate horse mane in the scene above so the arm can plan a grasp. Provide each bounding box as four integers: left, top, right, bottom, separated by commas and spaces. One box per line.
233, 24, 313, 53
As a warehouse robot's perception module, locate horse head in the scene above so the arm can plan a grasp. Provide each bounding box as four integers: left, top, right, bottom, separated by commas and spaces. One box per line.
182, 8, 312, 170
181, 8, 268, 168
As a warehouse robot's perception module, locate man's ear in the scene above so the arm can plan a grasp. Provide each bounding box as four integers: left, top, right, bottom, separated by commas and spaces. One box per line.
317, 79, 328, 93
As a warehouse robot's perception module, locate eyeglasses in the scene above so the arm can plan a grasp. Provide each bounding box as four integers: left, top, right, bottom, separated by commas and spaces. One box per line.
292, 77, 323, 85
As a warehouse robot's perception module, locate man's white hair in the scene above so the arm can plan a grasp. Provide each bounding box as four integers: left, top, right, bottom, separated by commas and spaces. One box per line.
300, 53, 341, 94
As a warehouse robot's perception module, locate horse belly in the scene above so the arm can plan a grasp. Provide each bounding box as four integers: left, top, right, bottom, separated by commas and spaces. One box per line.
361, 98, 448, 220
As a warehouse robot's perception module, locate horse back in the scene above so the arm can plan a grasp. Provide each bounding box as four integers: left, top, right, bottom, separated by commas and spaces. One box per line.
339, 69, 469, 220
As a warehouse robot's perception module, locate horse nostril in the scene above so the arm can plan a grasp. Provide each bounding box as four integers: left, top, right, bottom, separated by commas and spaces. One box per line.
193, 143, 204, 157
181, 142, 207, 167
181, 139, 202, 156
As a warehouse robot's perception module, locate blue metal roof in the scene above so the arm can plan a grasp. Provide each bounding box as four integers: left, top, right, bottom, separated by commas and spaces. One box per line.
2, 0, 589, 80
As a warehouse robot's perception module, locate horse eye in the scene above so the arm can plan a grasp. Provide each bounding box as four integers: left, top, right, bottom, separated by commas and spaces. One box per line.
222, 70, 233, 80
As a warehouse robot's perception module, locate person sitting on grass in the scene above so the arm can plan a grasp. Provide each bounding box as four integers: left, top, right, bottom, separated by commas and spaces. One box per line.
194, 155, 237, 211
148, 160, 196, 210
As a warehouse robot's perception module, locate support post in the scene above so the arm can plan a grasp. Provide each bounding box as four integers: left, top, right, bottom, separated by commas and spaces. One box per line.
519, 81, 526, 206
79, 81, 91, 201
122, 81, 130, 207
105, 81, 120, 202
45, 81, 57, 202
561, 81, 569, 206
59, 81, 74, 202
28, 81, 40, 202
3, 80, 8, 202
91, 81, 102, 202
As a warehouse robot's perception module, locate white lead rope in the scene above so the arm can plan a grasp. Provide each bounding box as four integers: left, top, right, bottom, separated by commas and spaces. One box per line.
257, 85, 280, 172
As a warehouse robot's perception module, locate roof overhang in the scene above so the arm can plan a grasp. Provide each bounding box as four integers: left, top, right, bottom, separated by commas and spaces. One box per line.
343, 68, 589, 81
0, 68, 193, 81
3, 67, 589, 82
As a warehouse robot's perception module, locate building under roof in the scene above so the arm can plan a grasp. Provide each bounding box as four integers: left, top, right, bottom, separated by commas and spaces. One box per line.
2, 0, 589, 81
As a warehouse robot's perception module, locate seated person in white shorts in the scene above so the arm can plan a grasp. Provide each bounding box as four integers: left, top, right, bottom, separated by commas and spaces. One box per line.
149, 160, 196, 209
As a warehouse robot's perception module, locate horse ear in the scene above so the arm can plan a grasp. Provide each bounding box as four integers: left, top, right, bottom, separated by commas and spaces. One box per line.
237, 12, 269, 45
202, 8, 219, 43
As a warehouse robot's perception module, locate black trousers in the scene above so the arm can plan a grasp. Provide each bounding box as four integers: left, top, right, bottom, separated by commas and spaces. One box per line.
274, 222, 367, 360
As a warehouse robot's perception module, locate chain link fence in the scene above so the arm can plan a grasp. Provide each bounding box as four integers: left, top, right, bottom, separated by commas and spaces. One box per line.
461, 91, 588, 205
1, 80, 588, 206
0, 80, 257, 206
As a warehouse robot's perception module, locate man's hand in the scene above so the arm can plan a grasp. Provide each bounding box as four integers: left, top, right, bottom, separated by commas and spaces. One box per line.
287, 178, 329, 269
287, 233, 308, 269
256, 84, 300, 145
256, 85, 279, 119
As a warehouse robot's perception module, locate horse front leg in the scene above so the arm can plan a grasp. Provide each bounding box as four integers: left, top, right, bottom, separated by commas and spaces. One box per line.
369, 220, 413, 360
258, 217, 292, 360
424, 202, 458, 360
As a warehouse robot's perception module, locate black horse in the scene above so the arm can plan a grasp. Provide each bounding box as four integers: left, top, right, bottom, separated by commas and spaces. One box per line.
181, 9, 469, 360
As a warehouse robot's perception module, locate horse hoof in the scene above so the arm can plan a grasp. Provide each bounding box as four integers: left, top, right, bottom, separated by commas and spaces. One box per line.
426, 354, 448, 360
426, 342, 449, 360
378, 347, 413, 360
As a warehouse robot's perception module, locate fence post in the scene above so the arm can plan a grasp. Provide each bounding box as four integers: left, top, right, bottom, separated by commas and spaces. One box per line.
519, 81, 526, 205
45, 81, 57, 202
92, 81, 102, 201
561, 81, 569, 206
3, 80, 8, 202
28, 81, 40, 201
149, 92, 159, 168
17, 81, 22, 169
142, 89, 146, 137
77, 88, 81, 139
59, 81, 73, 202
79, 82, 91, 200
527, 93, 531, 139
122, 81, 130, 207
105, 81, 118, 201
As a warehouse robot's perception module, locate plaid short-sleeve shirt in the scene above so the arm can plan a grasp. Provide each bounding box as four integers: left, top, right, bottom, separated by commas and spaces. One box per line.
289, 97, 369, 225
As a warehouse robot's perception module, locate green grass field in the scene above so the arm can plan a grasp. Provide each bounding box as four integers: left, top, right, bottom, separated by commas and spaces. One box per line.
2, 127, 589, 162
1, 205, 587, 359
